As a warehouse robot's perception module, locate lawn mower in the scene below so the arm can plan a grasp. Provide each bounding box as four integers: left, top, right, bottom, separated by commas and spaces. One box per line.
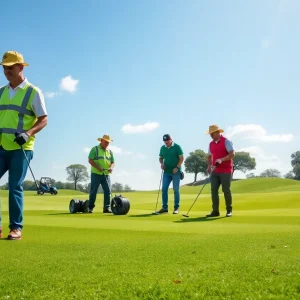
37, 177, 58, 195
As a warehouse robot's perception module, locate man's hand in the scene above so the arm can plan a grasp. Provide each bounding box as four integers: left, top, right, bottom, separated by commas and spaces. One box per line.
108, 167, 113, 173
14, 132, 29, 146
161, 163, 165, 170
216, 159, 223, 165
206, 166, 211, 174
172, 168, 178, 174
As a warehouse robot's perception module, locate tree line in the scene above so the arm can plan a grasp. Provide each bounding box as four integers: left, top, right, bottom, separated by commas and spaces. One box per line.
184, 149, 300, 182
0, 164, 134, 193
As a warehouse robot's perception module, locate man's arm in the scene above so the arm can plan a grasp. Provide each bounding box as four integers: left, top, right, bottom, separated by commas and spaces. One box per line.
27, 87, 48, 137
88, 158, 103, 172
220, 139, 235, 162
109, 151, 115, 172
177, 155, 184, 168
26, 115, 48, 137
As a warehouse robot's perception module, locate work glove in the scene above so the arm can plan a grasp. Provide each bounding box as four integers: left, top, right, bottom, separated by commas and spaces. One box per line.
14, 132, 29, 146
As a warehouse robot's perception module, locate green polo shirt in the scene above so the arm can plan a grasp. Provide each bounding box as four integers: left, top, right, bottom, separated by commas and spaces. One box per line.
159, 142, 183, 174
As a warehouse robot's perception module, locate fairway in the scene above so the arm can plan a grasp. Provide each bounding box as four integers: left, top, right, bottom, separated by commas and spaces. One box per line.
1, 178, 300, 299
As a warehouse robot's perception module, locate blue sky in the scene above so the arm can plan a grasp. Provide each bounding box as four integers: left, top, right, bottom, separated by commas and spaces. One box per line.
1, 0, 299, 190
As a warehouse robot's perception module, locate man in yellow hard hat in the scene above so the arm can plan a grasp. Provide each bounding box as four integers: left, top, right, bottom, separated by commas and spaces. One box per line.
0, 51, 48, 240
87, 135, 115, 213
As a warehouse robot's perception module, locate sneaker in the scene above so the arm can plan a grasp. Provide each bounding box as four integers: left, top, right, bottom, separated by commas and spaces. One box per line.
0, 227, 2, 239
206, 211, 220, 217
103, 208, 112, 213
173, 209, 179, 214
157, 208, 168, 214
226, 211, 232, 217
88, 208, 93, 213
7, 229, 22, 240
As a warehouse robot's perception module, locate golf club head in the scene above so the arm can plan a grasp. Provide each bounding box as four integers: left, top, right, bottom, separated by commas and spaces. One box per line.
152, 212, 160, 215
182, 214, 189, 218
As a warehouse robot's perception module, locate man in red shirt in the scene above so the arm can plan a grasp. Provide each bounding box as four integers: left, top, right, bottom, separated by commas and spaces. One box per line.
206, 125, 235, 217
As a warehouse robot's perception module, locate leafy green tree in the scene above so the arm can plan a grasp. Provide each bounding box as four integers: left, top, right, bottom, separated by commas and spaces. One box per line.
66, 164, 89, 190
184, 149, 207, 182
233, 152, 256, 175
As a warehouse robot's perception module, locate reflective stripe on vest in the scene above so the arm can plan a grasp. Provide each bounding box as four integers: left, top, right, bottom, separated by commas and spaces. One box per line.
0, 86, 34, 134
95, 146, 112, 161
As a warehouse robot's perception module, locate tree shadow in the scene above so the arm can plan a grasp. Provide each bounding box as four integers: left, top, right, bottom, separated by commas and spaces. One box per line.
129, 213, 157, 218
174, 216, 227, 223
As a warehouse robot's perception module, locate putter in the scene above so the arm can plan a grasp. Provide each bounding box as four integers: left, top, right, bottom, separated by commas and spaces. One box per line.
182, 163, 219, 218
15, 133, 40, 191
152, 170, 163, 215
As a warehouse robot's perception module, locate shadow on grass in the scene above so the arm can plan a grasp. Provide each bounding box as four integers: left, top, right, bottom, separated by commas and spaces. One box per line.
128, 213, 157, 218
45, 213, 73, 215
174, 216, 227, 223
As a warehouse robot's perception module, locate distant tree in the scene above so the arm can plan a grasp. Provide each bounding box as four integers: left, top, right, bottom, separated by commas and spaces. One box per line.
292, 165, 300, 180
284, 171, 295, 179
124, 184, 132, 192
111, 182, 123, 192
290, 151, 300, 180
291, 151, 300, 167
233, 152, 256, 175
66, 164, 89, 190
0, 182, 8, 190
184, 149, 207, 182
246, 172, 256, 178
260, 168, 281, 178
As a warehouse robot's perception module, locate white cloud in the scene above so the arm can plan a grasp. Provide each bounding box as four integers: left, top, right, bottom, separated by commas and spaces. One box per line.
60, 75, 79, 93
262, 39, 272, 49
236, 145, 289, 176
83, 145, 144, 158
109, 145, 132, 155
45, 91, 59, 99
83, 147, 91, 153
226, 124, 294, 143
121, 122, 159, 134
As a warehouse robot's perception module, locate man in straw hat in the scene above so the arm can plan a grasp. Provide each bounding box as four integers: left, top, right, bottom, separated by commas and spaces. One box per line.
205, 125, 234, 217
0, 51, 48, 240
87, 134, 115, 213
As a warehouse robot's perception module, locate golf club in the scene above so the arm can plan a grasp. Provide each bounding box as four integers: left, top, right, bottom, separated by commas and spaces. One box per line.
182, 163, 219, 218
102, 168, 116, 206
15, 133, 40, 191
152, 170, 163, 215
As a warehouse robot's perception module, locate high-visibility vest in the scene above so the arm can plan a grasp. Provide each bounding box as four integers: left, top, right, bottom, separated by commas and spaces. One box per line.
91, 145, 113, 175
0, 83, 37, 150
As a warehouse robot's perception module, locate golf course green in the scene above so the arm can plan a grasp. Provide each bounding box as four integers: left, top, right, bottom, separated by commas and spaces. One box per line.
0, 177, 299, 299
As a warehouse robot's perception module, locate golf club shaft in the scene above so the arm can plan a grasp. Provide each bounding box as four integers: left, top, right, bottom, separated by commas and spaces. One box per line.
21, 145, 39, 190
183, 164, 218, 217
154, 170, 163, 212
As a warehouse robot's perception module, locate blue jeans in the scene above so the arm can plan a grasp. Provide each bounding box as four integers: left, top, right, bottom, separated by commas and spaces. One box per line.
162, 171, 181, 210
0, 146, 33, 230
88, 173, 111, 210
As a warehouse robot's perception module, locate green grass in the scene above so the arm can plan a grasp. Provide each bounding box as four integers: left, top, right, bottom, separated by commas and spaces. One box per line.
0, 178, 300, 299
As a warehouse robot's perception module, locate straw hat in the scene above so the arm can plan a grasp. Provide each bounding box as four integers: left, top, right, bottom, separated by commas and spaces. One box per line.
97, 134, 113, 143
205, 125, 224, 134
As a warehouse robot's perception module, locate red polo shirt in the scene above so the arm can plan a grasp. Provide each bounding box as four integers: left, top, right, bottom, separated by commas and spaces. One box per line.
209, 135, 233, 173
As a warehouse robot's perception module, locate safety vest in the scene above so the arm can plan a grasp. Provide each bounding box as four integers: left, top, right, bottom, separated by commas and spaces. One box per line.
92, 145, 113, 175
0, 83, 37, 150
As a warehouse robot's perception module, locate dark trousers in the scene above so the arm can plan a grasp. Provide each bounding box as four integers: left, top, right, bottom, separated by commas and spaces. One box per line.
0, 146, 33, 230
88, 173, 111, 210
210, 172, 232, 212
